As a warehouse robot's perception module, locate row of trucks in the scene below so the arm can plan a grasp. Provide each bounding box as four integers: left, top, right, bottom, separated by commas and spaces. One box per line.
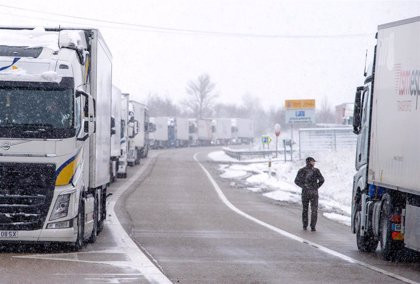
0, 27, 150, 249
352, 16, 420, 260
149, 117, 254, 148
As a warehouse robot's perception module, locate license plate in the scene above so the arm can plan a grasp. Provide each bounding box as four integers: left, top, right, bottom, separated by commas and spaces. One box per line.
0, 231, 18, 238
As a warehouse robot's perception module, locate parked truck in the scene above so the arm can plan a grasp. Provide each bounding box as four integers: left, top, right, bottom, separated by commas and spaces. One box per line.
117, 93, 129, 178
127, 101, 149, 165
110, 86, 122, 182
197, 119, 213, 146
0, 27, 112, 249
352, 17, 420, 260
150, 117, 170, 149
176, 117, 189, 147
232, 118, 254, 144
212, 118, 232, 145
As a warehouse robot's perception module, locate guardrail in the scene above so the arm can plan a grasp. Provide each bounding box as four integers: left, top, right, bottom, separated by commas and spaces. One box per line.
223, 147, 293, 161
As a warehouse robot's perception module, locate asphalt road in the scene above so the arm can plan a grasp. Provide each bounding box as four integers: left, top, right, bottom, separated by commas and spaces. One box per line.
123, 147, 420, 283
0, 147, 418, 283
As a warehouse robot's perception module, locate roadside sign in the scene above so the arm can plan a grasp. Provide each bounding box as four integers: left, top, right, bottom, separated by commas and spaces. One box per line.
274, 124, 281, 137
285, 99, 316, 124
285, 99, 315, 109
261, 135, 272, 145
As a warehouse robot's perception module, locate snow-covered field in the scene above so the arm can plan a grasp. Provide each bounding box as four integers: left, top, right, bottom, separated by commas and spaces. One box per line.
209, 150, 355, 226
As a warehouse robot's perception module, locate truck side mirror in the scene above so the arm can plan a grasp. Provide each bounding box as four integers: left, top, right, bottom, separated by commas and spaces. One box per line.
353, 86, 364, 134
84, 120, 89, 133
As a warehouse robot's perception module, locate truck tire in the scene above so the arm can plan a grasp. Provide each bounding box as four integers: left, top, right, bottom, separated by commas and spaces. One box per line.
72, 199, 85, 251
379, 195, 404, 261
97, 188, 107, 233
89, 193, 98, 243
355, 200, 378, 252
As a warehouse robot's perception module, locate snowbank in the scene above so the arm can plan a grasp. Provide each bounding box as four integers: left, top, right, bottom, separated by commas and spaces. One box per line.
211, 149, 355, 226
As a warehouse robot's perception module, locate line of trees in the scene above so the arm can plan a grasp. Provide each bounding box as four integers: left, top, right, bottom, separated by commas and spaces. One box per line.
146, 73, 337, 135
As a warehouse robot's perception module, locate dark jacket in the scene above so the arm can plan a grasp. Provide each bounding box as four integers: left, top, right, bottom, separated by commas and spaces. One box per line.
294, 165, 324, 191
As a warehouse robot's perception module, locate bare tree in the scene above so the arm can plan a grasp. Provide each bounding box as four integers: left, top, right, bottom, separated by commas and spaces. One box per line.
147, 93, 180, 117
184, 74, 218, 119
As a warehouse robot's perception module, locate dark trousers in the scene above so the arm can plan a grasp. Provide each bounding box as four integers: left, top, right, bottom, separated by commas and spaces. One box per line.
302, 189, 318, 229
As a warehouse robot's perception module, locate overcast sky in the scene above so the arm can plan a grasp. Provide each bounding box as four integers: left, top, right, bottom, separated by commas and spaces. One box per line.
0, 0, 418, 109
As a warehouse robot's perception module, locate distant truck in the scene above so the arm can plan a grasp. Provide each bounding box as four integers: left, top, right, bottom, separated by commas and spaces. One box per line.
150, 117, 169, 149
0, 27, 111, 249
127, 101, 150, 166
110, 86, 122, 182
352, 17, 420, 260
176, 117, 189, 147
188, 118, 199, 146
232, 118, 254, 144
117, 93, 130, 178
197, 119, 213, 145
212, 118, 232, 145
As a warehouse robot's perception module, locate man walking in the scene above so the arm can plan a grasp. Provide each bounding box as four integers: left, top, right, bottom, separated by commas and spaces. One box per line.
294, 157, 324, 231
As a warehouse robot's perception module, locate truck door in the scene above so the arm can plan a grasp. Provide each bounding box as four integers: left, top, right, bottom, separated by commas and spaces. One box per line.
356, 85, 371, 170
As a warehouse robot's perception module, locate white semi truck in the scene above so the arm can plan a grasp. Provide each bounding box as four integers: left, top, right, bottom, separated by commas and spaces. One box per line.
0, 27, 112, 249
212, 118, 232, 145
117, 93, 129, 178
232, 118, 254, 144
197, 119, 213, 145
127, 100, 150, 166
176, 117, 189, 147
352, 17, 420, 260
150, 117, 170, 149
110, 86, 122, 182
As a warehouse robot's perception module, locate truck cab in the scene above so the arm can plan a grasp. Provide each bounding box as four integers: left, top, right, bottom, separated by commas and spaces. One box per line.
0, 28, 111, 249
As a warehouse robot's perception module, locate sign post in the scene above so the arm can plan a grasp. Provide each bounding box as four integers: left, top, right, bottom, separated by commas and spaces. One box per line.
274, 124, 281, 158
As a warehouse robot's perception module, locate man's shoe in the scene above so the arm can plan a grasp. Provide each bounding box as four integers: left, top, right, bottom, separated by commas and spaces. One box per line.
311, 227, 316, 232
303, 226, 307, 231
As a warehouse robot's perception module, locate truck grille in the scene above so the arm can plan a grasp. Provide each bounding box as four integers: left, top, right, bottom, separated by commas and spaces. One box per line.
0, 163, 56, 230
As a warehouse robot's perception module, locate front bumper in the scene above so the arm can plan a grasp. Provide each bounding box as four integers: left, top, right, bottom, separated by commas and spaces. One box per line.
0, 224, 77, 243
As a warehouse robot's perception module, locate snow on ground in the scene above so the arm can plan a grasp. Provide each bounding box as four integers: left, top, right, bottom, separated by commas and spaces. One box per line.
209, 149, 355, 226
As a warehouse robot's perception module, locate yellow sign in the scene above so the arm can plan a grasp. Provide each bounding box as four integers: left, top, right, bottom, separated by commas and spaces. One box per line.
285, 99, 316, 109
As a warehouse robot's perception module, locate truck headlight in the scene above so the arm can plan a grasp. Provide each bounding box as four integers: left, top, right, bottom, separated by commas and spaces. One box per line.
49, 194, 70, 221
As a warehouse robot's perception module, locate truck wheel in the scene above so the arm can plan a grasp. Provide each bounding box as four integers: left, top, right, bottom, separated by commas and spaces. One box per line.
379, 196, 404, 261
355, 202, 378, 252
89, 194, 98, 243
72, 199, 85, 251
97, 188, 106, 233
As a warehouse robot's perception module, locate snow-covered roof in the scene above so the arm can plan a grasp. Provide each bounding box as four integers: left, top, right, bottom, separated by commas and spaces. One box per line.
0, 28, 88, 52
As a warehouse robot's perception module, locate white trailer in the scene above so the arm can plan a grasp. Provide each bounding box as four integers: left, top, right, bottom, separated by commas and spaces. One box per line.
127, 100, 150, 165
0, 27, 112, 249
117, 93, 129, 178
197, 119, 213, 145
352, 16, 420, 260
150, 117, 170, 148
233, 118, 254, 144
212, 118, 232, 145
188, 119, 199, 146
110, 86, 122, 182
176, 118, 189, 147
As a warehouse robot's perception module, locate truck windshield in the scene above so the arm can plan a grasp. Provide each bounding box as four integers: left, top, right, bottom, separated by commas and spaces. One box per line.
0, 87, 75, 139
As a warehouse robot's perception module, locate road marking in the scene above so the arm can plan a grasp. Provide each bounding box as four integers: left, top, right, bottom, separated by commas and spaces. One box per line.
107, 155, 172, 284
193, 153, 418, 284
